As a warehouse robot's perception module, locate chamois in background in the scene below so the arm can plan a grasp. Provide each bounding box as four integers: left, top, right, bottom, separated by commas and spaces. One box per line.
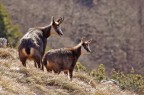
43, 37, 92, 80
18, 16, 64, 70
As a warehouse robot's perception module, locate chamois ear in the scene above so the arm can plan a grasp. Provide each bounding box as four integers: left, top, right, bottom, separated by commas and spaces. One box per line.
81, 37, 86, 42
56, 17, 64, 25
56, 17, 62, 23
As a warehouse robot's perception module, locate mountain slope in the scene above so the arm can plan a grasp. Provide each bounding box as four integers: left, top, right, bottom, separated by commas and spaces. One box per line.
0, 48, 138, 95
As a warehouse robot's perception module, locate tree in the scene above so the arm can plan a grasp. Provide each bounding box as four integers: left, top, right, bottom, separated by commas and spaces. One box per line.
0, 3, 22, 47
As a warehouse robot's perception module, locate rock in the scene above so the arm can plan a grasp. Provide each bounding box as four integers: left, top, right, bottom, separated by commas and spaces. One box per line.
0, 38, 7, 48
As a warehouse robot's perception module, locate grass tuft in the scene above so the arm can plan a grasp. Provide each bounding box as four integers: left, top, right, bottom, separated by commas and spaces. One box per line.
0, 48, 16, 59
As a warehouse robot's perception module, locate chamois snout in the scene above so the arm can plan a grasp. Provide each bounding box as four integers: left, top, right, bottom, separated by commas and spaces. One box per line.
87, 46, 91, 53
55, 27, 63, 36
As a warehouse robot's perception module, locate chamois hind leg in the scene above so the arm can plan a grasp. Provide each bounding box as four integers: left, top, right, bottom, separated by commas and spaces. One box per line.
19, 57, 27, 67
69, 68, 74, 81
34, 61, 37, 68
41, 60, 44, 71
19, 51, 27, 67
44, 64, 51, 72
43, 59, 50, 72
33, 55, 42, 70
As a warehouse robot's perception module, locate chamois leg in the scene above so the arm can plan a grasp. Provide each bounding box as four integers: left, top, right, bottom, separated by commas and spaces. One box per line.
43, 60, 51, 72
36, 60, 41, 69
34, 56, 41, 70
34, 61, 37, 68
44, 65, 50, 72
69, 69, 74, 81
19, 52, 27, 67
41, 60, 44, 71
20, 57, 27, 67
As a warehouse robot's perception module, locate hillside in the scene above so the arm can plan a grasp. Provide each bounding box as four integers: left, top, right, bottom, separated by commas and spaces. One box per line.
1, 0, 144, 75
0, 48, 138, 95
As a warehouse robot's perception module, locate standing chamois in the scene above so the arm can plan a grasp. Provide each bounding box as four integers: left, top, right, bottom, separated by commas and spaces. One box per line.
43, 37, 92, 80
18, 16, 64, 70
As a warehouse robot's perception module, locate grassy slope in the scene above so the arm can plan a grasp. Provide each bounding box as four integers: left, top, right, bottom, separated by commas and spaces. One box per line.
0, 48, 138, 95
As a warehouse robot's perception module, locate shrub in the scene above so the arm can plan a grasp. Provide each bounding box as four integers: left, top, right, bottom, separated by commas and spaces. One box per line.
89, 64, 144, 94
89, 64, 107, 82
0, 3, 22, 47
75, 62, 87, 72
111, 69, 144, 94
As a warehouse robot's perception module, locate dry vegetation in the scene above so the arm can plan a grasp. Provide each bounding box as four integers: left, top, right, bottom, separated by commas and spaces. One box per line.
0, 48, 138, 95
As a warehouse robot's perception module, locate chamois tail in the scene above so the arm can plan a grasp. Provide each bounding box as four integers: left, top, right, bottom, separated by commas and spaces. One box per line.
25, 47, 31, 55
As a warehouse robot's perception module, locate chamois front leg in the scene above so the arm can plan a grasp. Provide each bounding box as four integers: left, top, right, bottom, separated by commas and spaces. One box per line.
34, 61, 37, 68
33, 55, 42, 70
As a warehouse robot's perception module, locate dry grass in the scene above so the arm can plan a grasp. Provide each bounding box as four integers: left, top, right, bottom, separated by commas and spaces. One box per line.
0, 48, 17, 59
0, 48, 139, 95
74, 72, 97, 88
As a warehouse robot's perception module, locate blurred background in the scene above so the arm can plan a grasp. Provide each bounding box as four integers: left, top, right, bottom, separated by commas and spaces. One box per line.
1, 0, 144, 75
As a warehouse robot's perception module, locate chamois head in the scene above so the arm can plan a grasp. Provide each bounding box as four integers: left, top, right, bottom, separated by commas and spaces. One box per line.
51, 16, 64, 36
81, 37, 92, 52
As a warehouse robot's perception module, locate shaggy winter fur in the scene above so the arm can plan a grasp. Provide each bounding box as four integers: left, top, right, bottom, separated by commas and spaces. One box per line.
43, 38, 92, 80
18, 17, 64, 70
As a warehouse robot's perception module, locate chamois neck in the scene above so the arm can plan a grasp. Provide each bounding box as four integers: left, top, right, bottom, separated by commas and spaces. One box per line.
73, 42, 82, 49
41, 24, 52, 38
73, 42, 82, 56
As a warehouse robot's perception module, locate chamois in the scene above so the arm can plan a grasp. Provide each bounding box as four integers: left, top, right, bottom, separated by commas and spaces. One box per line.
18, 16, 64, 70
43, 37, 92, 80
